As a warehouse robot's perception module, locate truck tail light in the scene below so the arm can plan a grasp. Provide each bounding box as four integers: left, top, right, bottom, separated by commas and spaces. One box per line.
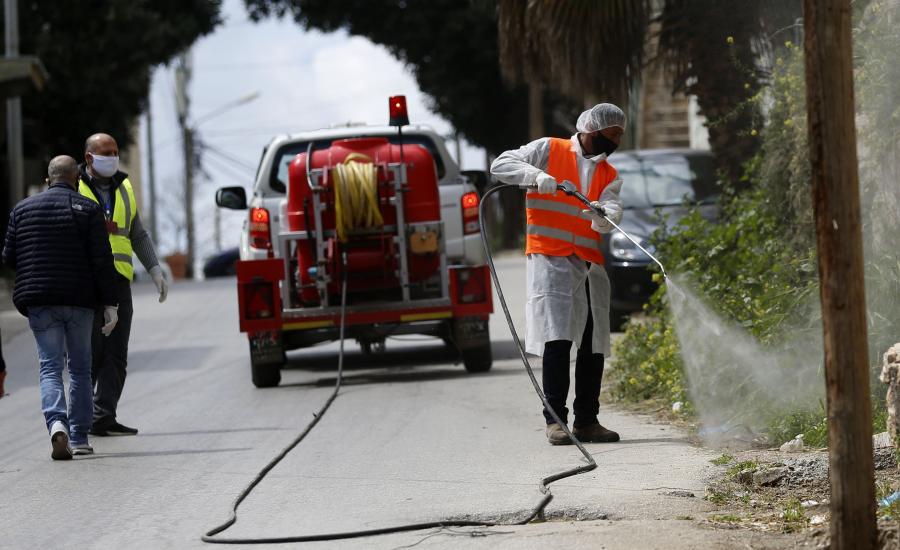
245, 280, 275, 320
461, 192, 479, 235
454, 267, 486, 303
249, 207, 272, 250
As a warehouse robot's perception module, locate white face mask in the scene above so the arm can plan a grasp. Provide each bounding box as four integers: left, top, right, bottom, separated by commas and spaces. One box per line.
90, 154, 119, 178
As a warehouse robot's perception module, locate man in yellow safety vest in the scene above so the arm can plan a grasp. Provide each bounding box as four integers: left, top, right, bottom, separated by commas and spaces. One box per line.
79, 133, 168, 436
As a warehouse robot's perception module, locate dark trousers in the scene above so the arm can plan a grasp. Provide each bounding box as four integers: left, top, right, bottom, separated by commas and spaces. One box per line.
92, 276, 133, 426
542, 281, 605, 427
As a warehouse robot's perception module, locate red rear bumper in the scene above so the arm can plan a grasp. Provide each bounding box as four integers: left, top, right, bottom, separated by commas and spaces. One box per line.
236, 259, 492, 334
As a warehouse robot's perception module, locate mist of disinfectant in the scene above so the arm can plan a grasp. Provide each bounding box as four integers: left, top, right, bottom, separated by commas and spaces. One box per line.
665, 0, 900, 447
665, 275, 824, 447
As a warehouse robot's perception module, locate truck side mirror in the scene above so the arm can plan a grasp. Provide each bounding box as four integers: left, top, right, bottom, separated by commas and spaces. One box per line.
461, 170, 488, 196
216, 186, 247, 210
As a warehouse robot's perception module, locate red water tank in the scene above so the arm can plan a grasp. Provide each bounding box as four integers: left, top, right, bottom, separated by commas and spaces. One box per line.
286, 137, 442, 304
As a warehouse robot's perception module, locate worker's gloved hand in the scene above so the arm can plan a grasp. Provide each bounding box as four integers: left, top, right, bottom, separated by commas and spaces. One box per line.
101, 306, 119, 337
582, 200, 622, 234
535, 172, 558, 195
0, 370, 6, 398
150, 265, 168, 303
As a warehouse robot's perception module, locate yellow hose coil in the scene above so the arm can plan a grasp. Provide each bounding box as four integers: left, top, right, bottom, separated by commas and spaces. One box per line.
332, 152, 384, 242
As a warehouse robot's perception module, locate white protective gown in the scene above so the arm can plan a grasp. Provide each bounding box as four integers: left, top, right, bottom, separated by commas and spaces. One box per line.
490, 135, 623, 357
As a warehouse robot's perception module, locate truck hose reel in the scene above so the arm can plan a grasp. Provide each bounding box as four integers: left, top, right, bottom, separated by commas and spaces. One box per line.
332, 153, 383, 242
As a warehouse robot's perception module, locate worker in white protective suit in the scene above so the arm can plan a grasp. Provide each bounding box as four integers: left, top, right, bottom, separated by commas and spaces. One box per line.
490, 103, 626, 445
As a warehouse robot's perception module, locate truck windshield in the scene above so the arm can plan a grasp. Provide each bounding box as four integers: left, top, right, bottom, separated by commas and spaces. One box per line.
269, 134, 446, 193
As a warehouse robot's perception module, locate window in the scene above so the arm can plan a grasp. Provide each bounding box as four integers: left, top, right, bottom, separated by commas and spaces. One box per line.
616, 154, 717, 208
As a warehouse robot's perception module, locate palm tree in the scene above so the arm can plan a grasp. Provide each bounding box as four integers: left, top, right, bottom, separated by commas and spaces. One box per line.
497, 0, 802, 187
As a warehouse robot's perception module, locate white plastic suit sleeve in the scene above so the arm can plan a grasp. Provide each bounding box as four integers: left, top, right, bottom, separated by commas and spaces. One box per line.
490, 137, 551, 186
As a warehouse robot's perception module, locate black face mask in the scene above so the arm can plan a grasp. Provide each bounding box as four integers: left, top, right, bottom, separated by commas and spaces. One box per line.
589, 132, 619, 157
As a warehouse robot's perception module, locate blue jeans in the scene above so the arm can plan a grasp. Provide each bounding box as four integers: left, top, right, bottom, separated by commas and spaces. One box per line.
28, 306, 95, 445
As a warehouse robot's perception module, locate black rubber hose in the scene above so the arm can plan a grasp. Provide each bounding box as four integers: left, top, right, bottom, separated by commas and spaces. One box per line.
200, 184, 596, 544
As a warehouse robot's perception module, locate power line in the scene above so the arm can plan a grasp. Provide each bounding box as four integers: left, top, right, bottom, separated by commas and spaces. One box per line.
202, 152, 253, 183
203, 143, 256, 172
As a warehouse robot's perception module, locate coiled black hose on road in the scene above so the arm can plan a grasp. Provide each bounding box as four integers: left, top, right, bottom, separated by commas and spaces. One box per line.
200, 184, 595, 544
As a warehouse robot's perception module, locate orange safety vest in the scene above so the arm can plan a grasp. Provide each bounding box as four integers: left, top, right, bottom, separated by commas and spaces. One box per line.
525, 137, 618, 264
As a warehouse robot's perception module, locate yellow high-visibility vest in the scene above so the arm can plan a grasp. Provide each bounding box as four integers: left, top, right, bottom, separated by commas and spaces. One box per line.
79, 177, 137, 281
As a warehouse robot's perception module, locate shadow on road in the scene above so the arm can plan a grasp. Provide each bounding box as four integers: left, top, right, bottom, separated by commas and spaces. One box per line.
137, 427, 286, 437
275, 338, 529, 389
283, 342, 457, 372
77, 447, 252, 460
605, 437, 692, 445
279, 364, 518, 389
283, 339, 527, 372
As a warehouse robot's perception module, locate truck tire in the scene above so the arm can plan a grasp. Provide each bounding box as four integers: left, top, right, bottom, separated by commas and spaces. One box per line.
248, 331, 284, 388
462, 343, 493, 373
451, 317, 493, 373
251, 360, 282, 388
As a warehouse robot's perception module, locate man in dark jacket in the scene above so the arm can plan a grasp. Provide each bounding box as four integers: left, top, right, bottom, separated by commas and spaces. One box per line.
79, 133, 167, 437
2, 155, 119, 460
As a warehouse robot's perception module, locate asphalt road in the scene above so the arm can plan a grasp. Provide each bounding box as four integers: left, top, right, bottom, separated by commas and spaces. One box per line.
0, 255, 801, 549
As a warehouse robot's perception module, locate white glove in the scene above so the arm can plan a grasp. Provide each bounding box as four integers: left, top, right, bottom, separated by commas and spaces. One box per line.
101, 306, 119, 337
535, 172, 558, 195
150, 265, 168, 303
582, 200, 623, 234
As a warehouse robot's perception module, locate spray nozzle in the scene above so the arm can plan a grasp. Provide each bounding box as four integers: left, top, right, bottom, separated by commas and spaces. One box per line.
556, 180, 578, 196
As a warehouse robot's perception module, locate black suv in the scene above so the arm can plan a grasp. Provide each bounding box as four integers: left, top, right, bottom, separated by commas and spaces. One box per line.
602, 149, 719, 329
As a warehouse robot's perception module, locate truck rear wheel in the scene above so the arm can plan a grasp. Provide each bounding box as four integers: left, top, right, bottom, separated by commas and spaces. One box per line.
249, 331, 285, 388
462, 343, 492, 373
451, 317, 493, 373
251, 360, 282, 388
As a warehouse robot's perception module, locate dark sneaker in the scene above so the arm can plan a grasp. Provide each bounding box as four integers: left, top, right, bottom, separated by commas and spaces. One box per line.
91, 421, 138, 436
546, 423, 573, 446
72, 443, 94, 456
50, 421, 72, 461
573, 423, 620, 443
106, 422, 138, 436
89, 422, 111, 436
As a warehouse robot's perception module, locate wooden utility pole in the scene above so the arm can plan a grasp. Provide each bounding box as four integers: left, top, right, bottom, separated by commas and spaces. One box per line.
802, 1, 877, 549
175, 52, 195, 279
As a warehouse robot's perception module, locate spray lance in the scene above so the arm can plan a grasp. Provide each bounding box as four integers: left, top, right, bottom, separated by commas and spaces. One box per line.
517, 180, 668, 279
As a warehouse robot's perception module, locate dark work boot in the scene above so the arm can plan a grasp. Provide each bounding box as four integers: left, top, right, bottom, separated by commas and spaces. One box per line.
573, 423, 620, 443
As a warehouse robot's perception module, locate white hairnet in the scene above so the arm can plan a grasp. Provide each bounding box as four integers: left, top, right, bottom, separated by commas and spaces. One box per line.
575, 103, 626, 133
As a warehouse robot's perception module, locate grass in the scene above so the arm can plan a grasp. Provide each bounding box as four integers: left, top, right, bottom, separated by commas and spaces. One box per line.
709, 514, 742, 523
706, 488, 734, 505
710, 453, 733, 466
726, 460, 759, 480
675, 515, 694, 521
780, 497, 809, 532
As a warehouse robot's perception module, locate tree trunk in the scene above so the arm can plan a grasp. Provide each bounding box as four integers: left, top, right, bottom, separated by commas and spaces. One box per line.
803, 1, 877, 548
